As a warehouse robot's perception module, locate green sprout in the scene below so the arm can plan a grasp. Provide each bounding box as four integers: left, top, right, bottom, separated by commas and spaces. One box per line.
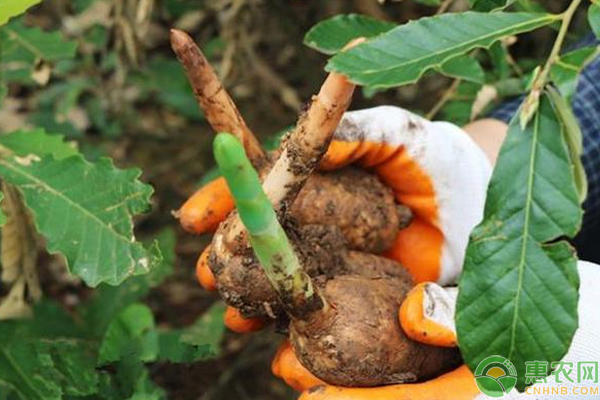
213, 133, 322, 318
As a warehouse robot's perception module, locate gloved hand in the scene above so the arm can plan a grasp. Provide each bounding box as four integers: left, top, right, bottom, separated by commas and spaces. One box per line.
183, 105, 492, 284
317, 106, 492, 284
180, 105, 492, 332
274, 261, 600, 399
270, 106, 600, 399
266, 104, 488, 395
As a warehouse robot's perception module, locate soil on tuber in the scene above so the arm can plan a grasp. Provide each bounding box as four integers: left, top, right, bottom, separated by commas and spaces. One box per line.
173, 29, 461, 388
171, 29, 412, 255
212, 132, 461, 387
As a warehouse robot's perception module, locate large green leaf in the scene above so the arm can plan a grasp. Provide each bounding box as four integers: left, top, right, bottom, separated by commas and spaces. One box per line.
0, 0, 41, 26
327, 12, 559, 88
0, 129, 74, 228
0, 155, 160, 286
304, 14, 396, 55
0, 323, 99, 400
456, 91, 583, 391
305, 14, 485, 84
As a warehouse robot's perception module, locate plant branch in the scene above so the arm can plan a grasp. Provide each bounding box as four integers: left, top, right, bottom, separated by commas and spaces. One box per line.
426, 78, 461, 120
170, 29, 268, 170
520, 0, 583, 127
534, 0, 584, 91
261, 38, 363, 210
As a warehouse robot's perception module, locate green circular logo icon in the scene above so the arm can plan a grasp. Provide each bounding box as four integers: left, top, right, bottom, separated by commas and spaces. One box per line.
474, 355, 518, 397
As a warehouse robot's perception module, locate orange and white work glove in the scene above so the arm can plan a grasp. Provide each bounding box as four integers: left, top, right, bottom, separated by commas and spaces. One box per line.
181, 105, 492, 329
269, 106, 600, 399
318, 105, 492, 284
277, 261, 600, 400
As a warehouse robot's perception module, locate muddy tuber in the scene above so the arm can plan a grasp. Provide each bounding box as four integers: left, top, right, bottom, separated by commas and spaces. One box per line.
172, 29, 461, 388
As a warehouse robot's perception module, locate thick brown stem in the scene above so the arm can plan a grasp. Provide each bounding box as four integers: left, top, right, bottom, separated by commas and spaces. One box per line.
170, 29, 268, 170
262, 38, 364, 210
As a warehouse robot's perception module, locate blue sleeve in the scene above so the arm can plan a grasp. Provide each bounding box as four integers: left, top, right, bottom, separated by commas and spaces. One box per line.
489, 38, 600, 232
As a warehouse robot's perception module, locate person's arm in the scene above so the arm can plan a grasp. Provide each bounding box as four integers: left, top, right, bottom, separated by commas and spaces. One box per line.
463, 119, 507, 165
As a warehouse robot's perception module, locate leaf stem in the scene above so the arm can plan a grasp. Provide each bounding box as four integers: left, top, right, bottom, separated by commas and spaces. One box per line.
534, 0, 584, 90
213, 133, 324, 319
520, 0, 583, 127
426, 78, 461, 119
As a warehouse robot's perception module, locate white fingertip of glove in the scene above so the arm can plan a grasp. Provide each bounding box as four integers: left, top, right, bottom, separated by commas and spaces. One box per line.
422, 283, 458, 334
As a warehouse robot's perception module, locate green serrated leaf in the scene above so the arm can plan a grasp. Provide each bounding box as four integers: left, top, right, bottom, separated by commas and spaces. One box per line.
456, 91, 582, 391
437, 54, 485, 83
0, 155, 160, 286
0, 0, 41, 26
589, 3, 600, 39
304, 14, 395, 55
0, 20, 77, 85
98, 303, 159, 365
469, 0, 516, 11
0, 129, 78, 159
0, 323, 99, 400
327, 12, 559, 89
551, 46, 598, 104
158, 302, 226, 363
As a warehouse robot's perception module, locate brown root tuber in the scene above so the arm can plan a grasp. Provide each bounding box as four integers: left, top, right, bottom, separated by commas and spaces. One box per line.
290, 266, 461, 387
175, 30, 460, 389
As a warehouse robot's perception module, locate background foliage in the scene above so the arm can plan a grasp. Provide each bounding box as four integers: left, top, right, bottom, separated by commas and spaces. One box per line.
0, 0, 593, 398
